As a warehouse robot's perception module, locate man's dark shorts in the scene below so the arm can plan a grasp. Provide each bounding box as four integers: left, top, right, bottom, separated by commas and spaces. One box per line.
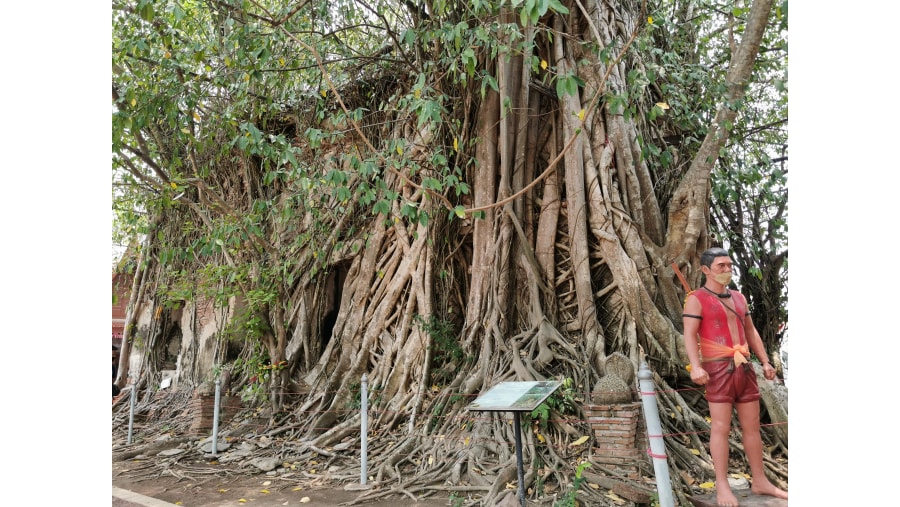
703, 360, 760, 404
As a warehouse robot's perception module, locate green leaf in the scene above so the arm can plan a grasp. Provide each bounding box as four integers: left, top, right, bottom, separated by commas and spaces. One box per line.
138, 2, 154, 21
373, 199, 391, 216
548, 0, 569, 14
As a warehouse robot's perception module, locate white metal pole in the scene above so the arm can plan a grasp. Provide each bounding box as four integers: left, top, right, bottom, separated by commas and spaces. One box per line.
127, 386, 137, 445
360, 373, 368, 485
638, 361, 675, 507
212, 378, 221, 456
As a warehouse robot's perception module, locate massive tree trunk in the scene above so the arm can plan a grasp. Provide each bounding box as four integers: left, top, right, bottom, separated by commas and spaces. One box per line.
113, 0, 786, 504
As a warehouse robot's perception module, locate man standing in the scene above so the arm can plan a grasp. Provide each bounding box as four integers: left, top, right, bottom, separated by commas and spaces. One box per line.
682, 247, 787, 506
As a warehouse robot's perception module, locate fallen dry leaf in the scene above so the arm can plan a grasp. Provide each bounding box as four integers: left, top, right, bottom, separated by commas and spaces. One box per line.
605, 491, 627, 505
300, 497, 311, 503
569, 435, 590, 447
699, 482, 715, 490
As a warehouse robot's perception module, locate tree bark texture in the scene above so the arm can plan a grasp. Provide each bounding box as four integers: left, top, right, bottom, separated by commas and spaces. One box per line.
116, 0, 785, 503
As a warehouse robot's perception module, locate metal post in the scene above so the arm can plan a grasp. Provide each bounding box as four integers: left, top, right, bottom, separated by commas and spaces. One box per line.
513, 412, 526, 507
127, 386, 137, 445
212, 378, 221, 456
360, 373, 368, 485
638, 361, 675, 507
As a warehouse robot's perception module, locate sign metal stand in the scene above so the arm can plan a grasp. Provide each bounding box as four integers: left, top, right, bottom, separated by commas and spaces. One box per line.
468, 380, 562, 506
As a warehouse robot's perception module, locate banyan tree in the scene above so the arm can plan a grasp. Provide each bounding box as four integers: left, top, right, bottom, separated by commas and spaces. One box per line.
112, 0, 788, 504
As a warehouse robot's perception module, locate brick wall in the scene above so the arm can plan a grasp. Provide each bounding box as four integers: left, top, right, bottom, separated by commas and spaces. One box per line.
584, 402, 650, 478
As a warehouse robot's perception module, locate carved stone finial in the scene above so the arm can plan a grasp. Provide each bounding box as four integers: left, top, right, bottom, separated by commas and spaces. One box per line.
604, 352, 635, 386
592, 374, 632, 404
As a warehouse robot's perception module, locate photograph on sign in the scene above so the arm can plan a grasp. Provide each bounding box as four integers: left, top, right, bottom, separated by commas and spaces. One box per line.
468, 380, 561, 412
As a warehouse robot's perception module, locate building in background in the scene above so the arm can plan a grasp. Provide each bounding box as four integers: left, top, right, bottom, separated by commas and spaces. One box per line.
112, 272, 133, 349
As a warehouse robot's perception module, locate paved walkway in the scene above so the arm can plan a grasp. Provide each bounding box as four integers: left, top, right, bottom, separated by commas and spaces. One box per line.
112, 487, 179, 507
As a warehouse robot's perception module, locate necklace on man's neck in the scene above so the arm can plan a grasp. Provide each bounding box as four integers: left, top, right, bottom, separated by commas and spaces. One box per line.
702, 286, 731, 299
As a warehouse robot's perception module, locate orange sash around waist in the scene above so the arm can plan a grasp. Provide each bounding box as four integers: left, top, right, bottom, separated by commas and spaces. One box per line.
700, 339, 750, 367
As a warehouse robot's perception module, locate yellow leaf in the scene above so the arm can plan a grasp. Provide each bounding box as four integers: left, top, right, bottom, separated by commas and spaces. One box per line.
588, 483, 599, 489
541, 59, 548, 70
175, 503, 183, 506
181, 127, 190, 134
261, 489, 270, 494
464, 436, 470, 446
238, 499, 247, 503
321, 89, 327, 97
396, 145, 403, 155
453, 138, 459, 152
243, 73, 250, 81
292, 487, 304, 491
414, 89, 421, 98
130, 99, 137, 107
656, 102, 670, 110
648, 16, 654, 24
577, 109, 585, 121
193, 112, 201, 121
689, 448, 700, 455
685, 364, 692, 372
569, 435, 590, 447
606, 491, 627, 504
279, 57, 285, 67
310, 469, 317, 474
699, 482, 715, 490
536, 433, 545, 443
218, 489, 229, 493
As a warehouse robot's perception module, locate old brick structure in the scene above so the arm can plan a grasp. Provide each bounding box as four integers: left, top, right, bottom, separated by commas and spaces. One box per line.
188, 391, 244, 435
112, 272, 133, 348
584, 402, 650, 479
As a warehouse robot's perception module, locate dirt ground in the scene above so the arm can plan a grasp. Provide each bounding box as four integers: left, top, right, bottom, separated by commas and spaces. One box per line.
112, 460, 453, 507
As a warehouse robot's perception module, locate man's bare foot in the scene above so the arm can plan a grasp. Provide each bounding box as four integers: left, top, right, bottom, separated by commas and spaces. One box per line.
750, 478, 788, 499
716, 483, 739, 507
